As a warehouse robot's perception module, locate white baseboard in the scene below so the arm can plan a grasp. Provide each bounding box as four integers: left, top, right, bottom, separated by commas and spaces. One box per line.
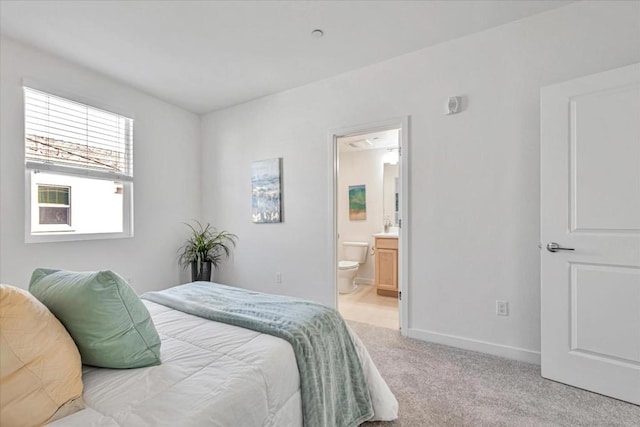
405, 327, 541, 365
355, 277, 374, 285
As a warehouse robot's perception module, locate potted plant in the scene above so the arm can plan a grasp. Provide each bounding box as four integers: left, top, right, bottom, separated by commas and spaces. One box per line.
178, 221, 238, 282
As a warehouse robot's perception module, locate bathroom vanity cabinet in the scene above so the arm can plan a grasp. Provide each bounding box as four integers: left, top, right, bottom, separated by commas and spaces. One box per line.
374, 236, 398, 297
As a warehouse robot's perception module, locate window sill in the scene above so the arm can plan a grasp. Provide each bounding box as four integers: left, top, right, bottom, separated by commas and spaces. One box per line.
25, 230, 133, 244
32, 228, 76, 234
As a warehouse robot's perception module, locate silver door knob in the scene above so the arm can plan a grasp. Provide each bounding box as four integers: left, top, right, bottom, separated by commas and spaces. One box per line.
546, 242, 575, 253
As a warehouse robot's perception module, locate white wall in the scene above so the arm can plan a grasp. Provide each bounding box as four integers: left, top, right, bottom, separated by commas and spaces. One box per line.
0, 36, 201, 293
200, 1, 640, 361
338, 147, 396, 283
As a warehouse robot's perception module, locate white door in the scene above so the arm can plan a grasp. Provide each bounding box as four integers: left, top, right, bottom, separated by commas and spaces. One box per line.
541, 63, 640, 405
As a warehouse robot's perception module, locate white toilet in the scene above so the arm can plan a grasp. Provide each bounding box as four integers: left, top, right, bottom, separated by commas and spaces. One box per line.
338, 241, 369, 294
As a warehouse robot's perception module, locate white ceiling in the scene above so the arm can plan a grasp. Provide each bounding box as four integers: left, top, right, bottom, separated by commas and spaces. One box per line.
339, 129, 399, 152
0, 1, 573, 114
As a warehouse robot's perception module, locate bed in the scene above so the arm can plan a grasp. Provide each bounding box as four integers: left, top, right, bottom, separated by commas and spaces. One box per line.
48, 282, 398, 427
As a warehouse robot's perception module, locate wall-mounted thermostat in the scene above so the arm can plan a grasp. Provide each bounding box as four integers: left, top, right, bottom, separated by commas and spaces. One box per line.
445, 96, 462, 115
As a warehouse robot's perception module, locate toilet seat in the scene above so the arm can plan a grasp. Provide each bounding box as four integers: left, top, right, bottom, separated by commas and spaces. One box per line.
338, 260, 359, 270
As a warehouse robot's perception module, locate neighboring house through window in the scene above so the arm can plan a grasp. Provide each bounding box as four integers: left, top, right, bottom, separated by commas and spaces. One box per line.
38, 185, 71, 226
24, 86, 133, 242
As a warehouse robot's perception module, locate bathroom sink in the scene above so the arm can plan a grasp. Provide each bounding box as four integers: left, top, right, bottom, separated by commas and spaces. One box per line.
373, 231, 398, 238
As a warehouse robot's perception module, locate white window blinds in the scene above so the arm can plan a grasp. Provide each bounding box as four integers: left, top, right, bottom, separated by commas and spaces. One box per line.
24, 87, 133, 181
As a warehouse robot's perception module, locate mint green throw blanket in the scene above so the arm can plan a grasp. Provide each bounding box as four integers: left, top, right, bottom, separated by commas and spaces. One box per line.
142, 281, 373, 427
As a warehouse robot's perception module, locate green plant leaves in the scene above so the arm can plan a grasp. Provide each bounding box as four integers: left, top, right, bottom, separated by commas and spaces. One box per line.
177, 221, 238, 270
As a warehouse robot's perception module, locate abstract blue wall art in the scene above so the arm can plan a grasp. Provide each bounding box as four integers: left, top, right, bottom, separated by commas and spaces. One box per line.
251, 158, 282, 223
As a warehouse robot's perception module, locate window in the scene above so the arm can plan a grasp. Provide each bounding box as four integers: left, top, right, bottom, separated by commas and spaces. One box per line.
38, 185, 71, 226
24, 86, 133, 242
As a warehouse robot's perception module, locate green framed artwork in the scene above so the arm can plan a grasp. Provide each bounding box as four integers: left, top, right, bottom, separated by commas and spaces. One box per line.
349, 185, 366, 220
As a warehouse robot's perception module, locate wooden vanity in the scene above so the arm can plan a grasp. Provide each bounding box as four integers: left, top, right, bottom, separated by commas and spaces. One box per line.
374, 235, 398, 297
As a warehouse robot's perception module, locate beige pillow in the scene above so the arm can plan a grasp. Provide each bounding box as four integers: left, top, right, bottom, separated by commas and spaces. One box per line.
0, 285, 84, 426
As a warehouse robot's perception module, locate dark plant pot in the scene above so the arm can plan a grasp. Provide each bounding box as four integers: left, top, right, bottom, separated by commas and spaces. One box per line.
191, 261, 212, 282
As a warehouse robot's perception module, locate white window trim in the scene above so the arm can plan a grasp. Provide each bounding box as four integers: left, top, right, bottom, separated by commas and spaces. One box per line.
25, 171, 134, 244
23, 81, 135, 243
22, 78, 136, 120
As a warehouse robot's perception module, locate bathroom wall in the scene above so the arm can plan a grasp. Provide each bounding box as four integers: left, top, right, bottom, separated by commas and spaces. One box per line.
383, 163, 399, 226
338, 147, 397, 283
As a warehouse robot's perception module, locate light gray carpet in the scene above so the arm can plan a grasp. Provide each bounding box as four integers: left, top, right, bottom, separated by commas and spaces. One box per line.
349, 321, 640, 427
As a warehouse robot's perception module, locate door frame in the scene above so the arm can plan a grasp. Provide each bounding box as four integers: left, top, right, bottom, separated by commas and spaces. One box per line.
328, 116, 410, 333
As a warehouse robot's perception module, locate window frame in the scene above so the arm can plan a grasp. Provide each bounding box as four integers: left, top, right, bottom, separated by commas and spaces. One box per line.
23, 81, 134, 243
25, 172, 134, 243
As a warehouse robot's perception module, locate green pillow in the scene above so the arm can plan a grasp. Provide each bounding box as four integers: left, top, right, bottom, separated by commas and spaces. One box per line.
29, 268, 161, 369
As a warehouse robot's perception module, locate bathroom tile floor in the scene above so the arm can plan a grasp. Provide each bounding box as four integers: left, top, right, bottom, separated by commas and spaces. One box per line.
338, 284, 399, 330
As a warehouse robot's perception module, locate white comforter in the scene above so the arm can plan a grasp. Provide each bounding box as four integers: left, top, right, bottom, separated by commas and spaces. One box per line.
51, 301, 398, 426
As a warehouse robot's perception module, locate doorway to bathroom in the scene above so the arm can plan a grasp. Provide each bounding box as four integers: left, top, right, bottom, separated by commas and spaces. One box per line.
330, 118, 408, 331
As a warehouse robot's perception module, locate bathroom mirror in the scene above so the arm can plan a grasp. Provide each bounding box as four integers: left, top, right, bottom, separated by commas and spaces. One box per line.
382, 163, 399, 226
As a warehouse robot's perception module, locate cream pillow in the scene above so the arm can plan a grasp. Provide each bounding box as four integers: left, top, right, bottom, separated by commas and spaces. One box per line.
0, 285, 84, 426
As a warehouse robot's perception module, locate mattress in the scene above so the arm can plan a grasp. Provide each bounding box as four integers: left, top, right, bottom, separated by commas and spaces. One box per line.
50, 300, 303, 426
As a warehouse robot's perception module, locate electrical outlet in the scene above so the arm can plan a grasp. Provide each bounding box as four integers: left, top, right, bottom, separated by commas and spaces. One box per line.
496, 300, 508, 316
275, 272, 282, 284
